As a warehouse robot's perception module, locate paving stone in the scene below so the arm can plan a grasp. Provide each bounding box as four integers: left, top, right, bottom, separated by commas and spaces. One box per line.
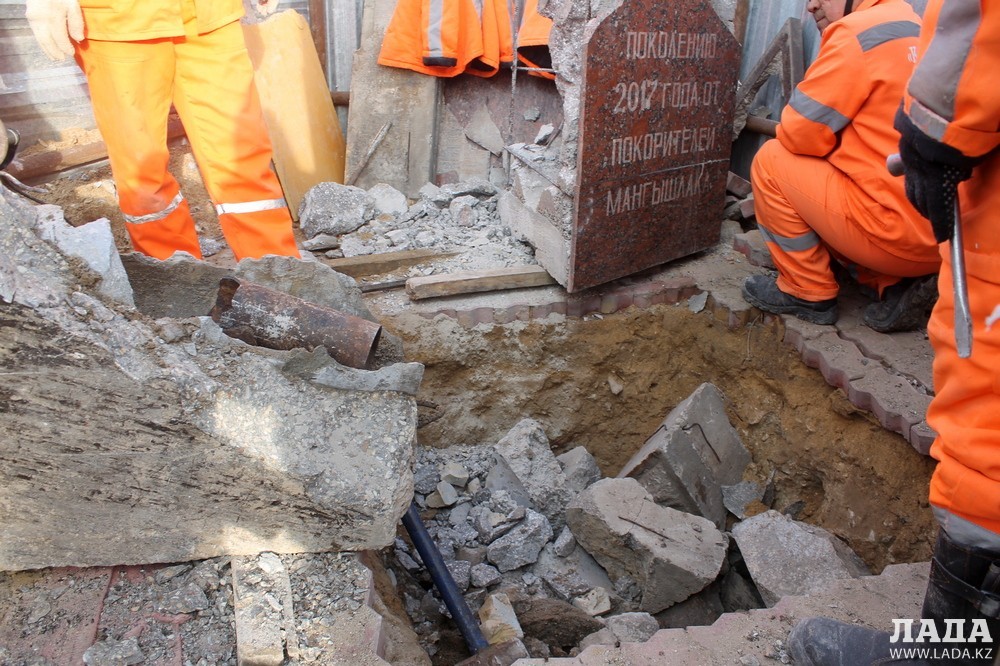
908, 421, 937, 456
798, 331, 871, 391
847, 366, 933, 438
732, 230, 774, 269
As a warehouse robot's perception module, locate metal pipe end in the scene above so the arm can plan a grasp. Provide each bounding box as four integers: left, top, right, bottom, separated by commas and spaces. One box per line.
208, 277, 241, 322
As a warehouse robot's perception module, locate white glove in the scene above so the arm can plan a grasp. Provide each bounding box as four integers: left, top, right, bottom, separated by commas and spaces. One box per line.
254, 0, 280, 15
25, 0, 84, 61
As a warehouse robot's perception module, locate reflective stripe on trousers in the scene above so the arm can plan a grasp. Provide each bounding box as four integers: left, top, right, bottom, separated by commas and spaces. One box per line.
751, 139, 940, 301
75, 19, 298, 261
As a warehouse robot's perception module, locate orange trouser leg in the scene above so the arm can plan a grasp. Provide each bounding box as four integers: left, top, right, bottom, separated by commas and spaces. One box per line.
927, 180, 1000, 535
170, 20, 299, 261
751, 139, 939, 301
75, 38, 203, 260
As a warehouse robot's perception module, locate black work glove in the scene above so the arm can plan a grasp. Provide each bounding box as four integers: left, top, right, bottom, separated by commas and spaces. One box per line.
894, 107, 979, 243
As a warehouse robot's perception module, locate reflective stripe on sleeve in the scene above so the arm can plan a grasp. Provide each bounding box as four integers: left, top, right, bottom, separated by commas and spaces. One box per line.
215, 198, 287, 216
908, 0, 980, 121
425, 0, 446, 59
908, 99, 950, 141
788, 89, 850, 134
123, 191, 184, 225
758, 223, 822, 252
856, 20, 920, 52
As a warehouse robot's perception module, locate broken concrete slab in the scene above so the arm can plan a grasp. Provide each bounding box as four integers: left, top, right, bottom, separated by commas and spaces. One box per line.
529, 541, 617, 605
731, 510, 870, 606
297, 181, 374, 238
121, 251, 377, 323
557, 446, 603, 497
0, 193, 417, 570
346, 0, 437, 197
33, 206, 134, 308
605, 612, 660, 645
484, 453, 534, 510
619, 382, 752, 528
232, 553, 298, 665
479, 592, 524, 644
494, 418, 573, 529
566, 478, 728, 614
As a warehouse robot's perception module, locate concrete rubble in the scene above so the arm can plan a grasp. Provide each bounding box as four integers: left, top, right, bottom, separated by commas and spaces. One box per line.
619, 382, 753, 529
388, 380, 873, 659
0, 189, 417, 570
1, 205, 889, 664
732, 510, 871, 606
297, 178, 536, 273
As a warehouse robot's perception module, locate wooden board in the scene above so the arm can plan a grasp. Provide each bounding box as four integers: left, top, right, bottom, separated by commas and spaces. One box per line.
405, 265, 557, 300
325, 249, 460, 278
242, 10, 346, 220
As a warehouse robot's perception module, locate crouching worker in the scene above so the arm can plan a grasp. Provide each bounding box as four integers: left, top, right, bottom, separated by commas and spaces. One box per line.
741, 0, 939, 332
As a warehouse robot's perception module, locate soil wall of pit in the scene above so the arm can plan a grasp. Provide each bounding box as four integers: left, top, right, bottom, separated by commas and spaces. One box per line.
384, 303, 937, 573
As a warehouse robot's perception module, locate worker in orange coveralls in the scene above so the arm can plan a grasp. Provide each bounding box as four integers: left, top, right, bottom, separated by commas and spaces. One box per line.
25, 0, 300, 262
741, 0, 941, 333
788, 0, 1000, 663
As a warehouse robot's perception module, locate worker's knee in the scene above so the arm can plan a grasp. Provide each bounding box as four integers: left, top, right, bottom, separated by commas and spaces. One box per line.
749, 138, 786, 193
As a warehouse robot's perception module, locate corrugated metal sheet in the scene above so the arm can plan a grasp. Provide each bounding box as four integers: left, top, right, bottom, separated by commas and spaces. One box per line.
0, 0, 96, 145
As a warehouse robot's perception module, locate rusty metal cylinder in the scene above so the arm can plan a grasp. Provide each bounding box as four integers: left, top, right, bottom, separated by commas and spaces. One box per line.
209, 277, 382, 369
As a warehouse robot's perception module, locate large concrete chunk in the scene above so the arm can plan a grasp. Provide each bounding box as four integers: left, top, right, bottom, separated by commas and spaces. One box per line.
494, 419, 573, 529
731, 510, 870, 606
34, 206, 134, 308
566, 478, 727, 614
619, 382, 751, 528
0, 192, 416, 570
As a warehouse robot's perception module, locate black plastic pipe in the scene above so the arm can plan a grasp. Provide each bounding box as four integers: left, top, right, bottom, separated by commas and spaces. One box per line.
401, 501, 490, 654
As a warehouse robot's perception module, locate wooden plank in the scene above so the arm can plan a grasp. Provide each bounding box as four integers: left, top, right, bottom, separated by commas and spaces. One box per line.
325, 249, 460, 278
242, 10, 346, 221
8, 117, 185, 182
405, 265, 556, 300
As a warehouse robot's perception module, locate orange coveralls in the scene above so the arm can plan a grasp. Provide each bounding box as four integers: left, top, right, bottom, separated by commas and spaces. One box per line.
74, 0, 299, 261
903, 0, 1000, 541
751, 0, 939, 303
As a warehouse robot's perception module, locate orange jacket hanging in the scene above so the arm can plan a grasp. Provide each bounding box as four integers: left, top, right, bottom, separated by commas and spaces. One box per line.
378, 0, 552, 78
514, 0, 554, 79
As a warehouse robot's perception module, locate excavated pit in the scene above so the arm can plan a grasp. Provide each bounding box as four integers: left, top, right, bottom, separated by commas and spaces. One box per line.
370, 303, 938, 663
384, 305, 936, 573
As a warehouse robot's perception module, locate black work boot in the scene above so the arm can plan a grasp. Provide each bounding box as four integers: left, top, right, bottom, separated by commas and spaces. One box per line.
919, 529, 1000, 660
788, 529, 1000, 665
741, 274, 838, 325
862, 275, 938, 333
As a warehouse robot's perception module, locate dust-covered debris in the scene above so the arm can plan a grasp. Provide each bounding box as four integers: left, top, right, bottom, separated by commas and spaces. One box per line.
297, 178, 538, 276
